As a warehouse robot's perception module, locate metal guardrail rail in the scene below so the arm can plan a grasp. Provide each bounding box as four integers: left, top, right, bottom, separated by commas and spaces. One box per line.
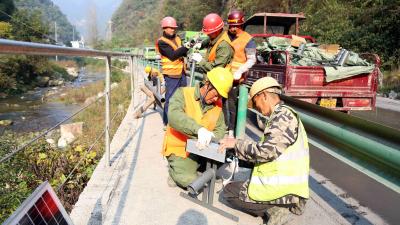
281, 96, 400, 194
0, 38, 142, 167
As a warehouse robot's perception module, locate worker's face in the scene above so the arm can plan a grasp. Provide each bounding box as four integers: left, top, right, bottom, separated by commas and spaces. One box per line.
207, 29, 222, 40
163, 27, 176, 36
203, 85, 220, 105
228, 25, 242, 35
253, 92, 271, 116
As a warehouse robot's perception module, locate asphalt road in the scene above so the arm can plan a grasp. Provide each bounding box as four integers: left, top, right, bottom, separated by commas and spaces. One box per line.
246, 104, 400, 225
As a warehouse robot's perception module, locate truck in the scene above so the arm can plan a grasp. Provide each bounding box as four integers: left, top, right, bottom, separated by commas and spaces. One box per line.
143, 46, 159, 61
244, 13, 381, 115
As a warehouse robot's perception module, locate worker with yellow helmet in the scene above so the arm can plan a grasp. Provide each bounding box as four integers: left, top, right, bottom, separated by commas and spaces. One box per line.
161, 67, 233, 188
219, 77, 310, 223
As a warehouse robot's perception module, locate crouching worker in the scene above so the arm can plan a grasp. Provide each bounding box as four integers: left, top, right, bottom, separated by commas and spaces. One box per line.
161, 67, 233, 188
219, 77, 310, 224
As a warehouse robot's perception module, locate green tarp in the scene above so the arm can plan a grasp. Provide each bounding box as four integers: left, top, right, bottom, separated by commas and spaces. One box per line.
257, 37, 375, 82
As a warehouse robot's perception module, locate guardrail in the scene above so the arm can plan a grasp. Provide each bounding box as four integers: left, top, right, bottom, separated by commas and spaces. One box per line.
245, 92, 400, 193
0, 38, 142, 167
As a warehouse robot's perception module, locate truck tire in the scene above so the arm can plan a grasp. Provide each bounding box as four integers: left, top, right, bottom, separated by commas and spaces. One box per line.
256, 114, 266, 131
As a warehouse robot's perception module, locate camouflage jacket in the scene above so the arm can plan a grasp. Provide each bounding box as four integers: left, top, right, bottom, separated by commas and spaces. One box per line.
235, 103, 301, 204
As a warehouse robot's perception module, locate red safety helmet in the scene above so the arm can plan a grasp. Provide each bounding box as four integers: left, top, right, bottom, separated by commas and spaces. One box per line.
227, 10, 245, 26
202, 13, 224, 35
161, 16, 178, 28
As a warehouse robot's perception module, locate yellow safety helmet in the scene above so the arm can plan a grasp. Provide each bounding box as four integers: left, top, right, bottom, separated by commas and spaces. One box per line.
144, 65, 152, 73
206, 67, 233, 98
248, 77, 281, 108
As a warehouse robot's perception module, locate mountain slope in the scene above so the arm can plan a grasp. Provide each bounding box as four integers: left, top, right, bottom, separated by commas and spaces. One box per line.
14, 0, 78, 45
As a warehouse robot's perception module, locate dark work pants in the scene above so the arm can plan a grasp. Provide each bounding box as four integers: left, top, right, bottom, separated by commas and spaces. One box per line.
223, 85, 240, 132
163, 74, 187, 125
223, 181, 272, 217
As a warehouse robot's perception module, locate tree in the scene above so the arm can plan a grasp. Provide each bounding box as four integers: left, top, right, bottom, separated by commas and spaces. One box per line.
0, 0, 15, 22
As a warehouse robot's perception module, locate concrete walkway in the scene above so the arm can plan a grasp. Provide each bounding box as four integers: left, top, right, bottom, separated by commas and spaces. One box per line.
70, 107, 388, 225
70, 69, 388, 225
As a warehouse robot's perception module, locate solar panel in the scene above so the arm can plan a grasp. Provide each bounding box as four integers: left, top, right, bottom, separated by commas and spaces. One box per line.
2, 181, 73, 225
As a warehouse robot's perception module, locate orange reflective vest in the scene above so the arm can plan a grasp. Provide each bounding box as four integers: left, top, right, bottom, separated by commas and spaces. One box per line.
161, 87, 222, 158
156, 36, 185, 76
207, 31, 233, 69
231, 31, 253, 74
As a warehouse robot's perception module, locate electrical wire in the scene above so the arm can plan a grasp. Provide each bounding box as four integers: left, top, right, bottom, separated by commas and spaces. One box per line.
0, 8, 59, 44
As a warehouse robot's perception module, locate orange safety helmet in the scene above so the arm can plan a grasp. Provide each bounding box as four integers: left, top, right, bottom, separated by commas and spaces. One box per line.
161, 16, 178, 28
227, 10, 245, 26
202, 13, 224, 35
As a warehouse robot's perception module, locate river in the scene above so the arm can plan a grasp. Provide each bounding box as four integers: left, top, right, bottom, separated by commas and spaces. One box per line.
0, 68, 105, 134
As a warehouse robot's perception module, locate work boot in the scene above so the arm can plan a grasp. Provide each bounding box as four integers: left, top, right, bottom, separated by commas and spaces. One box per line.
263, 206, 290, 225
289, 198, 307, 215
167, 176, 177, 187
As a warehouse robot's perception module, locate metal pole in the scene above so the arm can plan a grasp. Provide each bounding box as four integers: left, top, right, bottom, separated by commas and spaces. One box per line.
189, 61, 196, 87
235, 85, 248, 138
130, 56, 135, 104
55, 22, 58, 61
105, 56, 111, 166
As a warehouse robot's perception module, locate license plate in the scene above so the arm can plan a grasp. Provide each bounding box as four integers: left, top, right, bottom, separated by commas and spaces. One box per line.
320, 98, 337, 108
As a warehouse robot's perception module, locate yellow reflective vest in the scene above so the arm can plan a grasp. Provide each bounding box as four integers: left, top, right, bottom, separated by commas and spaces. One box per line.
161, 87, 222, 158
156, 36, 185, 76
248, 105, 310, 202
230, 31, 252, 74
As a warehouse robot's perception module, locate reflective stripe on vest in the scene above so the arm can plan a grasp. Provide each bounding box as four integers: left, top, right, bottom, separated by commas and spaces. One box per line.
231, 32, 252, 73
161, 87, 222, 158
156, 36, 185, 76
248, 105, 310, 202
207, 31, 233, 69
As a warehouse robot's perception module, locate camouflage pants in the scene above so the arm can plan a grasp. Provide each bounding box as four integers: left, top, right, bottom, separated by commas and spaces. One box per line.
223, 181, 273, 217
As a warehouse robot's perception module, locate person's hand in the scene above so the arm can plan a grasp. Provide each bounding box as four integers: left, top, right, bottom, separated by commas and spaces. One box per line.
197, 127, 215, 149
191, 53, 203, 63
193, 43, 202, 51
218, 137, 237, 153
183, 41, 192, 49
233, 70, 242, 80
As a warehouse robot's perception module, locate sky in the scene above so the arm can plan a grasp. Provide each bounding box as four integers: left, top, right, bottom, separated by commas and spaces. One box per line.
51, 0, 123, 39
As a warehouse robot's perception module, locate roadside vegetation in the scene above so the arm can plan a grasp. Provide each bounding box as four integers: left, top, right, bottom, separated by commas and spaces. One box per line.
0, 75, 132, 223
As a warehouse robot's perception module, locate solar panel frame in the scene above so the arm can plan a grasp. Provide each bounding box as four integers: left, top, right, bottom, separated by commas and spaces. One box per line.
2, 181, 74, 225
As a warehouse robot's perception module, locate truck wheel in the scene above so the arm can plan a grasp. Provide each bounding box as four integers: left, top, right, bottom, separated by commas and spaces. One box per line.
256, 114, 266, 131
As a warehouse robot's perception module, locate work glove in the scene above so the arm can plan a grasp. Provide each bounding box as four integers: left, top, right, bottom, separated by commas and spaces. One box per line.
191, 53, 203, 63
193, 43, 202, 51
197, 127, 215, 149
233, 69, 243, 80
183, 41, 193, 49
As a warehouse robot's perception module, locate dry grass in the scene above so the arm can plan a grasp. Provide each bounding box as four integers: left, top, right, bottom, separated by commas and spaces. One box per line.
60, 81, 105, 104
54, 60, 78, 68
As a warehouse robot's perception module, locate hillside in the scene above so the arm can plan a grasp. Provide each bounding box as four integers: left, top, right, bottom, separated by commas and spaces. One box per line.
14, 0, 79, 45
111, 0, 399, 70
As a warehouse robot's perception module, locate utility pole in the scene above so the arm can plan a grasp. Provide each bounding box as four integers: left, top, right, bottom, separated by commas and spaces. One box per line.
54, 22, 58, 61
106, 20, 112, 41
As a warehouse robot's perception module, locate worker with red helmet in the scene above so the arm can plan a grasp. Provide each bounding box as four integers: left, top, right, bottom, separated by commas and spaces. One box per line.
226, 10, 257, 136
191, 13, 234, 74
156, 16, 191, 128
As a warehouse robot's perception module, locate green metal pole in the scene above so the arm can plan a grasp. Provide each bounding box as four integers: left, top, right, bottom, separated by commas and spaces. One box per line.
235, 85, 248, 138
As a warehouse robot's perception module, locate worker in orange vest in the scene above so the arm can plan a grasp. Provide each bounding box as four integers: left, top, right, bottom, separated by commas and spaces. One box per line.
191, 13, 234, 74
156, 16, 191, 128
226, 10, 256, 136
161, 67, 233, 188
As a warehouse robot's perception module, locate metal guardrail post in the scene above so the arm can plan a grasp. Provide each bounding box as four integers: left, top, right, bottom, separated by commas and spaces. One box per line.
235, 85, 248, 138
130, 56, 134, 104
105, 56, 111, 166
189, 61, 196, 87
